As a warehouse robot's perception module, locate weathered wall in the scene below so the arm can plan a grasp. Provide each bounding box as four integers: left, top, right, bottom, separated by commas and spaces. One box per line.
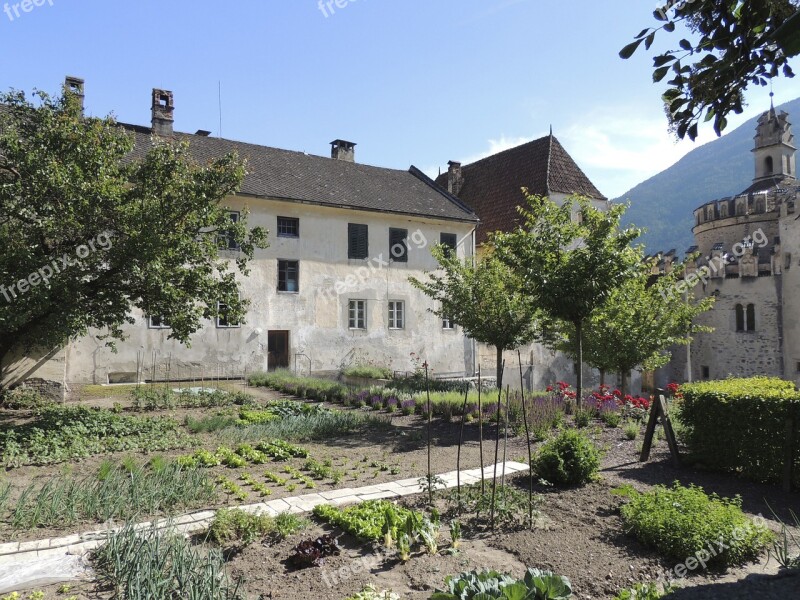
689, 276, 784, 381
780, 205, 800, 385
9, 196, 479, 385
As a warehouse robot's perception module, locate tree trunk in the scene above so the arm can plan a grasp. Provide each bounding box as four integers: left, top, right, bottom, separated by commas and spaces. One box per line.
575, 320, 583, 408
600, 369, 606, 387
620, 370, 629, 397
496, 346, 504, 391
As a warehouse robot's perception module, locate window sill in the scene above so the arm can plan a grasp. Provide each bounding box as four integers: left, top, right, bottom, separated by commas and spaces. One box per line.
277, 290, 300, 295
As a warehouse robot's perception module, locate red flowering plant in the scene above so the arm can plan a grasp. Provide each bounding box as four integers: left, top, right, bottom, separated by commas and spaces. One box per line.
619, 394, 651, 422
665, 382, 683, 399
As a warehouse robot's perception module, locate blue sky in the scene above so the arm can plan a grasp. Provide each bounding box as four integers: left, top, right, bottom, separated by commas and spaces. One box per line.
2, 0, 799, 198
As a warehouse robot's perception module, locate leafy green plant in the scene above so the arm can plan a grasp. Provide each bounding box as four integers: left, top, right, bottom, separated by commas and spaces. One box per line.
450, 520, 462, 550
614, 582, 679, 600
94, 523, 245, 599
208, 508, 276, 546
345, 585, 399, 600
419, 517, 440, 555
0, 406, 194, 468
264, 470, 287, 486
397, 532, 411, 562
601, 410, 622, 428
533, 429, 600, 486
216, 476, 248, 501
275, 512, 309, 539
430, 568, 572, 600
313, 500, 421, 542
0, 388, 52, 410
573, 408, 592, 428
615, 482, 773, 568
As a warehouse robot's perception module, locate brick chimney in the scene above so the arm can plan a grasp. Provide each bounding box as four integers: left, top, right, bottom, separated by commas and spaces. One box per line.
151, 89, 174, 136
447, 161, 463, 196
64, 76, 85, 115
331, 139, 356, 162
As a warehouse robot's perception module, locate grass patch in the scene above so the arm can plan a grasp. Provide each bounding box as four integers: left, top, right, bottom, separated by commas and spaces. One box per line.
3, 461, 216, 529
614, 482, 773, 568
0, 406, 195, 468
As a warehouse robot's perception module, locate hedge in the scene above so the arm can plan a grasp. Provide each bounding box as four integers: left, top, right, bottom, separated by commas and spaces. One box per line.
679, 377, 800, 488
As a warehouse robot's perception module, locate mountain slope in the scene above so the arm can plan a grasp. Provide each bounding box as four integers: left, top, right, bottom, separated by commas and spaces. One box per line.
617, 97, 800, 254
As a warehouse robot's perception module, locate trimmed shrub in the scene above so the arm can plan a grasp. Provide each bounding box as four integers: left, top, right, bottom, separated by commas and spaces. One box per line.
679, 377, 800, 487
533, 429, 600, 486
615, 482, 773, 568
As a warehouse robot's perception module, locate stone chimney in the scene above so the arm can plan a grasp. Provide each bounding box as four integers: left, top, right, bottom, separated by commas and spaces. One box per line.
331, 139, 356, 162
64, 76, 85, 115
151, 89, 174, 136
447, 161, 463, 196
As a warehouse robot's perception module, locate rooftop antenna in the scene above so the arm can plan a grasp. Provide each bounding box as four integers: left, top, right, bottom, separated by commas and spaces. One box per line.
218, 81, 223, 138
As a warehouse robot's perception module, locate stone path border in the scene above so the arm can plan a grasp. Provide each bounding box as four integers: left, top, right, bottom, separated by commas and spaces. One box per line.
0, 461, 529, 569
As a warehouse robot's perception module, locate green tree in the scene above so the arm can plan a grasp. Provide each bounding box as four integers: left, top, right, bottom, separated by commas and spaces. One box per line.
542, 257, 715, 394
0, 87, 268, 384
493, 194, 641, 404
620, 0, 800, 140
410, 247, 538, 390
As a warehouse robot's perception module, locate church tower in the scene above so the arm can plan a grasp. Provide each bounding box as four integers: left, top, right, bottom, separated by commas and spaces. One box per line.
753, 96, 796, 182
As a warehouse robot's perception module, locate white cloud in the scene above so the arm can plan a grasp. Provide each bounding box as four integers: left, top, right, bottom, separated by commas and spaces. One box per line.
558, 108, 716, 199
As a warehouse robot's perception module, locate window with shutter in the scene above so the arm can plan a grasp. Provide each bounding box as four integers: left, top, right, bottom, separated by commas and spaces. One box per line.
348, 223, 368, 259
389, 228, 408, 262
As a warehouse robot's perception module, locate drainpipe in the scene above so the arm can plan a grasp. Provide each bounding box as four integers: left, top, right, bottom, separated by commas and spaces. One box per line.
470, 226, 478, 377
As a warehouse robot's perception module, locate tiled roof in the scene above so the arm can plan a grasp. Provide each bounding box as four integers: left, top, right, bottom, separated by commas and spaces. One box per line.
435, 135, 606, 244
120, 124, 478, 223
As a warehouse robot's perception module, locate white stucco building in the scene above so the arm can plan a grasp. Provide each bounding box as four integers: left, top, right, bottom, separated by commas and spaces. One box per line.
3, 80, 480, 392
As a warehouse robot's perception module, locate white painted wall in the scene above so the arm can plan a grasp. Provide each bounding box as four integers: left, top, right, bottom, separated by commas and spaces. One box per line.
26, 195, 478, 384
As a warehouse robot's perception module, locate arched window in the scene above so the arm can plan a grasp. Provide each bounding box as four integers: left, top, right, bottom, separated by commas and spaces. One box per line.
746, 304, 756, 331
755, 198, 765, 213
720, 203, 729, 218
766, 156, 774, 174
735, 304, 745, 331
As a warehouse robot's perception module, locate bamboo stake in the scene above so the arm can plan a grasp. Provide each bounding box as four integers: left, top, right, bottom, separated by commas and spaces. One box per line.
456, 381, 469, 512
490, 360, 505, 531
518, 350, 534, 529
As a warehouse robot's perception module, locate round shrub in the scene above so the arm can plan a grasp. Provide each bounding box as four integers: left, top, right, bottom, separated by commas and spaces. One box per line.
615, 482, 773, 568
533, 428, 600, 485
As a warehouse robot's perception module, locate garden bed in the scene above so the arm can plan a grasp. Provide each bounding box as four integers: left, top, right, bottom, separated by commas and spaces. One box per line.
0, 383, 798, 599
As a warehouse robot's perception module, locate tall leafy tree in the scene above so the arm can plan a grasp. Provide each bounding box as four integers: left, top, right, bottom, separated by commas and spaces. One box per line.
542, 257, 715, 394
0, 88, 268, 384
410, 247, 538, 390
494, 194, 641, 404
621, 0, 800, 140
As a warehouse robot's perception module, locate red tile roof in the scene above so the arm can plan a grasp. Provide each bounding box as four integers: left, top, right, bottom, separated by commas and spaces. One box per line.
436, 135, 606, 244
